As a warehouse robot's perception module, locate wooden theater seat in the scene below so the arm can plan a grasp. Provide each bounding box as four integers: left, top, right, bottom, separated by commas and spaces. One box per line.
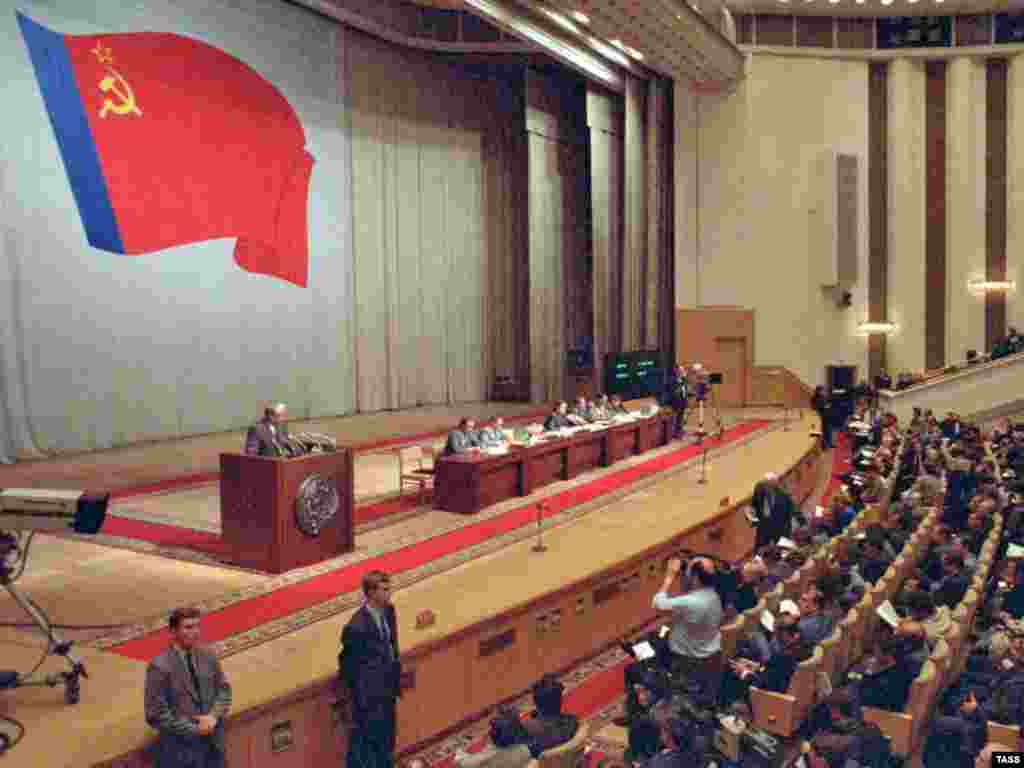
987, 721, 1024, 751
720, 613, 747, 660
749, 645, 823, 737
861, 660, 940, 757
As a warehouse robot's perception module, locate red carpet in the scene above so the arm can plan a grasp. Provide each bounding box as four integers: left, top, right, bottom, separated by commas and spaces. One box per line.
819, 432, 852, 506
110, 419, 769, 661
108, 409, 549, 501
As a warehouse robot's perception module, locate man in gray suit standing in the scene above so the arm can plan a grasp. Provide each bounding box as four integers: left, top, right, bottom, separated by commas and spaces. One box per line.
145, 607, 233, 768
244, 403, 290, 457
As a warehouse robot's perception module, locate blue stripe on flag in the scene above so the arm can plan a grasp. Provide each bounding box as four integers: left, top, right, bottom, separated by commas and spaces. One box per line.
16, 12, 124, 253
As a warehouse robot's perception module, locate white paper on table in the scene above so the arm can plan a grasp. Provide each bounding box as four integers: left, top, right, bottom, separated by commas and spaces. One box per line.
876, 599, 901, 630
632, 641, 656, 661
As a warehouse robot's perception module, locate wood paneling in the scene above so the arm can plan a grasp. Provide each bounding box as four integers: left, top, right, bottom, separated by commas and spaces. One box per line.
796, 16, 834, 49
987, 58, 1008, 350
751, 366, 814, 408
925, 61, 947, 371
956, 14, 993, 47
675, 307, 754, 405
756, 14, 795, 47
868, 62, 888, 379
838, 18, 874, 50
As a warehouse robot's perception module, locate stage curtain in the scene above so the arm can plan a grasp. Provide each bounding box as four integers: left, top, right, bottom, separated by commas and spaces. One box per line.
588, 86, 625, 391
348, 32, 499, 411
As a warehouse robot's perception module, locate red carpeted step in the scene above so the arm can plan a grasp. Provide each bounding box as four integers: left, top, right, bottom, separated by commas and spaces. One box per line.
110, 420, 769, 660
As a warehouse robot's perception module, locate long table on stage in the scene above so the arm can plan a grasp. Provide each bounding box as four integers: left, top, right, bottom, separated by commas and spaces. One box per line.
434, 412, 672, 514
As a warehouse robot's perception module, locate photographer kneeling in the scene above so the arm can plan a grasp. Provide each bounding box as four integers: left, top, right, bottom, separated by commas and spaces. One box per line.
614, 557, 723, 726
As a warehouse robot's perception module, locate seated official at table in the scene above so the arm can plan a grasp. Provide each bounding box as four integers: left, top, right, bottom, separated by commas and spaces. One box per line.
544, 402, 573, 431
477, 418, 507, 448
609, 394, 628, 416
569, 397, 592, 425
245, 403, 290, 456
591, 395, 611, 421
445, 418, 481, 455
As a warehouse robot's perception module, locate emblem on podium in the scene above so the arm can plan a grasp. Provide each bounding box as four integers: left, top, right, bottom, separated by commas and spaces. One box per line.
294, 474, 339, 537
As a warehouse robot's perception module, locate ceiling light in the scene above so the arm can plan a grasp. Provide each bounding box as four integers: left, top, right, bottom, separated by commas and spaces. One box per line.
881, 0, 893, 5
829, 0, 839, 4
570, 10, 590, 24
586, 36, 632, 67
857, 322, 898, 335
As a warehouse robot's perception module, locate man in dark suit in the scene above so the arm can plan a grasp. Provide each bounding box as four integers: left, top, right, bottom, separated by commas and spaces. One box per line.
750, 473, 796, 550
544, 402, 573, 432
445, 418, 480, 455
144, 607, 233, 768
666, 364, 689, 439
244, 403, 290, 457
522, 674, 578, 754
339, 570, 402, 768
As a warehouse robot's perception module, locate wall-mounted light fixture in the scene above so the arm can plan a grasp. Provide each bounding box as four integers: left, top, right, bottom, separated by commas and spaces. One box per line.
968, 279, 1016, 292
857, 322, 897, 335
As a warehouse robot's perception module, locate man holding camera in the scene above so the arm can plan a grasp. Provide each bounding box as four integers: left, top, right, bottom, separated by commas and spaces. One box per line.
615, 557, 723, 725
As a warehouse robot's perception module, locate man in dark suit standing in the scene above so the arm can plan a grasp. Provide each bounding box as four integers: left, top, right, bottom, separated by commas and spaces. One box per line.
244, 403, 290, 456
340, 570, 402, 768
144, 607, 233, 768
750, 473, 796, 550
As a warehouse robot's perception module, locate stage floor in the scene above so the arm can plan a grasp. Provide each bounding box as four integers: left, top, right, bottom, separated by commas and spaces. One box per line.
0, 400, 548, 492
0, 406, 811, 767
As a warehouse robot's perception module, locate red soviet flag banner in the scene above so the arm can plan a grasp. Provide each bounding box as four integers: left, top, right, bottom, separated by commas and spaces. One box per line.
18, 13, 315, 287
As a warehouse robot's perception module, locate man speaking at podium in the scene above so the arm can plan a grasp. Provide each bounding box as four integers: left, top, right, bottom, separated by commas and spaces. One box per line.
244, 403, 290, 457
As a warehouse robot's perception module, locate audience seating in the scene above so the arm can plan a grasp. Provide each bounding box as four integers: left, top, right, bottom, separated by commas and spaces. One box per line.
749, 645, 823, 737
861, 660, 939, 757
720, 614, 746, 660
987, 721, 1024, 751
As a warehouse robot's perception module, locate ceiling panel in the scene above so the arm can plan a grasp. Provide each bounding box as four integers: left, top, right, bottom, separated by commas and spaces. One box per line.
726, 0, 1024, 18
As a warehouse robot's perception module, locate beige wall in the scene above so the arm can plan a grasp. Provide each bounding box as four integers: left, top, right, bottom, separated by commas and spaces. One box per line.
945, 57, 987, 365
678, 55, 870, 388
1008, 56, 1024, 334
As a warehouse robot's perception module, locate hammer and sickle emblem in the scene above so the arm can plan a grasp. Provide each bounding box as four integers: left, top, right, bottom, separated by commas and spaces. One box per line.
98, 69, 142, 119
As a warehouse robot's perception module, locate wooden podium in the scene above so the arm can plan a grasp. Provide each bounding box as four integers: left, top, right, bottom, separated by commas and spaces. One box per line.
220, 450, 354, 574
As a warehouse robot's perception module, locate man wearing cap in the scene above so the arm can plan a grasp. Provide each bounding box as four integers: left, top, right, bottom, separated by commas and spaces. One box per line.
750, 473, 796, 550
742, 597, 802, 665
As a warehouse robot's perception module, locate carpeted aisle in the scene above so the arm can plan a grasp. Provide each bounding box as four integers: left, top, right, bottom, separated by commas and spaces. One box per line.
109, 420, 769, 660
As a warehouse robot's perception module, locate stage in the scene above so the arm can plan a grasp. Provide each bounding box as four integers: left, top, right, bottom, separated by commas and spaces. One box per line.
0, 405, 822, 767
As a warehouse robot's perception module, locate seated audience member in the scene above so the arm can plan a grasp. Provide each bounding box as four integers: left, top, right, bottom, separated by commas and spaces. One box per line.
455, 706, 533, 768
477, 418, 507, 449
928, 551, 970, 610
759, 545, 796, 589
721, 622, 811, 707
811, 500, 844, 545
856, 633, 923, 712
930, 634, 1024, 758
857, 533, 893, 586
999, 562, 1024, 620
797, 585, 836, 646
544, 402, 573, 432
730, 559, 766, 615
445, 418, 480, 455
570, 396, 592, 425
809, 688, 890, 768
622, 709, 662, 767
522, 674, 579, 754
741, 598, 801, 664
896, 590, 951, 654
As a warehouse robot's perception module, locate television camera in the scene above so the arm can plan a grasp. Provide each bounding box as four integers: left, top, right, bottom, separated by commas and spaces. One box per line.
0, 489, 108, 706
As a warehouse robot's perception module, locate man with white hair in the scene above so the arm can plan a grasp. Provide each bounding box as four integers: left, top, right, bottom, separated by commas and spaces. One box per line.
244, 403, 290, 456
750, 472, 796, 550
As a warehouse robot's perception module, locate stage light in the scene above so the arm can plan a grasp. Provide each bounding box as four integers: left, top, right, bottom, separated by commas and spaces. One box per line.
856, 322, 897, 335
0, 489, 107, 534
